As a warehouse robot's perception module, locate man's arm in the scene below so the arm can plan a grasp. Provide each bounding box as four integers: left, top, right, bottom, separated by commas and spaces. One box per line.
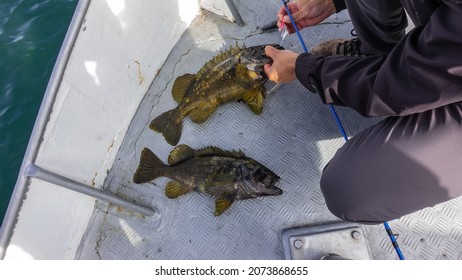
296, 3, 462, 117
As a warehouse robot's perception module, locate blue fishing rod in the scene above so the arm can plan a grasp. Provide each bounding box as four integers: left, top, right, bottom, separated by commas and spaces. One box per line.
281, 0, 405, 260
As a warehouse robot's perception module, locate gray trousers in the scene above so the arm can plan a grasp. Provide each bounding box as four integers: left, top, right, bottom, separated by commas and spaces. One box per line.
320, 0, 462, 224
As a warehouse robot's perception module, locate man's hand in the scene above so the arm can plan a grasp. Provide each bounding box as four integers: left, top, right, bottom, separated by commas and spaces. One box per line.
264, 46, 299, 84
278, 0, 336, 34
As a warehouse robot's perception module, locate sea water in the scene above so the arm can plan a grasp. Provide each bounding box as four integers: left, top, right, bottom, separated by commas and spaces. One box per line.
0, 0, 78, 225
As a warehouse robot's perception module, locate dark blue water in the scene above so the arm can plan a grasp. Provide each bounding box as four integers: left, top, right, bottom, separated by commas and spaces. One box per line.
0, 0, 78, 225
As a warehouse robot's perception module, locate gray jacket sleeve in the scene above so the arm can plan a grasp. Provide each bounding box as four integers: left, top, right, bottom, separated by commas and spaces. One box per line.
295, 2, 462, 117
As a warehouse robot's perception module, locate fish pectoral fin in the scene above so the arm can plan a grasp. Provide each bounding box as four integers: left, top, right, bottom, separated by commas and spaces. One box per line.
242, 87, 265, 115
172, 74, 195, 103
214, 197, 235, 216
188, 105, 216, 124
165, 181, 190, 199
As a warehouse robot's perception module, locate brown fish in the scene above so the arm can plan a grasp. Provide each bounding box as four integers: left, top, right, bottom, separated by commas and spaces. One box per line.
133, 145, 282, 216
149, 44, 284, 145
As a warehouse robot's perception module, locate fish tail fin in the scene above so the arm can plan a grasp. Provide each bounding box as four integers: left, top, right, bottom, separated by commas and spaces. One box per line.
149, 108, 183, 146
133, 148, 166, 184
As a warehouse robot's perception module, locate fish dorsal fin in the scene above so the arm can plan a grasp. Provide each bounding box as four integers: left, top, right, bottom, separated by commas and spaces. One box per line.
172, 74, 196, 103
168, 144, 196, 164
242, 87, 266, 115
196, 146, 246, 158
196, 45, 242, 80
165, 180, 190, 198
168, 145, 246, 164
189, 105, 216, 124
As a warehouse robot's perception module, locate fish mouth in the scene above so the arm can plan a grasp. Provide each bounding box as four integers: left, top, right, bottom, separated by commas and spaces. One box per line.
266, 178, 283, 196
271, 179, 283, 195
241, 44, 284, 72
271, 187, 283, 195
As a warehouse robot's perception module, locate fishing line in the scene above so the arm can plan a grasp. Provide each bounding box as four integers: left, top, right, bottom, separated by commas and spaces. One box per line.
280, 0, 405, 260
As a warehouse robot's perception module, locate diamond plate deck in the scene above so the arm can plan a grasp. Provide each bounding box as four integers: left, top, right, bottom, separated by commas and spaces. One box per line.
76, 0, 462, 260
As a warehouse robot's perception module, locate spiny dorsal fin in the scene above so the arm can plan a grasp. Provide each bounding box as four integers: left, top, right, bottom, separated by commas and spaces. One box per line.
165, 180, 190, 198
168, 145, 246, 164
195, 146, 246, 158
172, 74, 196, 103
168, 144, 196, 164
196, 44, 242, 79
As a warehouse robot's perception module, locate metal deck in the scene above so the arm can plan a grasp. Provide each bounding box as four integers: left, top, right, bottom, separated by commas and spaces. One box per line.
76, 0, 462, 260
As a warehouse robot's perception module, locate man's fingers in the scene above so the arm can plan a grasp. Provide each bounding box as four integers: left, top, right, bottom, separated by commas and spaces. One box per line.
263, 48, 277, 82
264, 45, 277, 58
283, 9, 302, 34
263, 47, 274, 76
264, 64, 276, 82
277, 6, 286, 21
282, 2, 301, 22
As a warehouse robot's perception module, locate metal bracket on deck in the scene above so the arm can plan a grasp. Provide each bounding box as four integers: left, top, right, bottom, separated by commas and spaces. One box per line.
282, 222, 371, 260
25, 164, 156, 217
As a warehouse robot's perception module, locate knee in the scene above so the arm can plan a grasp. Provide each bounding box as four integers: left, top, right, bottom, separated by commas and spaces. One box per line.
320, 165, 382, 225
320, 173, 356, 222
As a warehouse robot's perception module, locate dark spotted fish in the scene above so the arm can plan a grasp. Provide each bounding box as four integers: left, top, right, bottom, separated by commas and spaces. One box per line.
149, 44, 284, 145
133, 145, 282, 216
